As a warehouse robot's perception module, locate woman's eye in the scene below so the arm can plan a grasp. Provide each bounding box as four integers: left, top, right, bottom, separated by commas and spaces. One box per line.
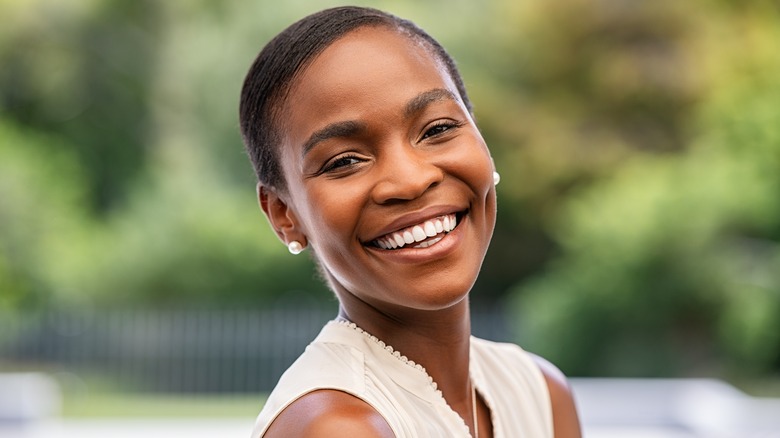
421, 121, 461, 140
322, 155, 362, 173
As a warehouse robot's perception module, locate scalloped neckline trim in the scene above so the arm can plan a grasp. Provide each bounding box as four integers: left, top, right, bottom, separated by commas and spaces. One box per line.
333, 319, 476, 437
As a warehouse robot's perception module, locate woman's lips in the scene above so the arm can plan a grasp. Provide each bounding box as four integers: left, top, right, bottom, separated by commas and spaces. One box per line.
370, 213, 458, 250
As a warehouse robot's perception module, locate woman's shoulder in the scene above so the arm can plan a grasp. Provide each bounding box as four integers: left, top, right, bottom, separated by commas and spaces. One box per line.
263, 389, 394, 438
530, 354, 582, 438
252, 327, 371, 437
471, 338, 582, 437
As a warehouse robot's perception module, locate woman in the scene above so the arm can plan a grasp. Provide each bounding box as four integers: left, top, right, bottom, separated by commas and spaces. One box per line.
239, 6, 581, 438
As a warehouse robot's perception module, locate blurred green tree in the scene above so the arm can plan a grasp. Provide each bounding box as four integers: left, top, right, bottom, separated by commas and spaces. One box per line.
456, 0, 706, 301
511, 2, 780, 378
0, 120, 92, 310
0, 0, 163, 211
0, 0, 337, 309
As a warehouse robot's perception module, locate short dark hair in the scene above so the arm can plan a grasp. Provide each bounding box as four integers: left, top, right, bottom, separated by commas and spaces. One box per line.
239, 6, 472, 191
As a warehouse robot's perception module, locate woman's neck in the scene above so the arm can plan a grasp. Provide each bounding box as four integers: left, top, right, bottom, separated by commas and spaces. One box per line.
337, 295, 474, 417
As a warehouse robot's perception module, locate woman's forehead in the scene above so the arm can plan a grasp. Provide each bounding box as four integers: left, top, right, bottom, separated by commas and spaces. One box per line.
282, 26, 456, 124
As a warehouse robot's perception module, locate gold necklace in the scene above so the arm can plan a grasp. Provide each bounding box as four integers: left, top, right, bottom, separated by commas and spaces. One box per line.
472, 382, 479, 438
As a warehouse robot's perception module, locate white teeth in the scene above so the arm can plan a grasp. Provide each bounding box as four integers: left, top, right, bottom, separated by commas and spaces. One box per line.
373, 213, 459, 250
414, 236, 443, 248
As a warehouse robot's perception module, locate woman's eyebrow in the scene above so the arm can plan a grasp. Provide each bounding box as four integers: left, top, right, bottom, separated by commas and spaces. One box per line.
404, 88, 459, 119
301, 89, 458, 158
301, 120, 365, 157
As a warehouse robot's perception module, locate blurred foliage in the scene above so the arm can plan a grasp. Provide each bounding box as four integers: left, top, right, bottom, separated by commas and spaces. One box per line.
0, 0, 334, 309
470, 0, 705, 296
0, 120, 93, 309
1, 0, 779, 379
511, 1, 780, 378
0, 0, 162, 211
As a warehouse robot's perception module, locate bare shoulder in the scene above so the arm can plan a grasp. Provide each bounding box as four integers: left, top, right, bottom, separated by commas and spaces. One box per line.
263, 389, 394, 438
531, 354, 583, 438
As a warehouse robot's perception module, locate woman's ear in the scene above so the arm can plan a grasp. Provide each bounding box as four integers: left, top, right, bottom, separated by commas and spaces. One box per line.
257, 183, 306, 248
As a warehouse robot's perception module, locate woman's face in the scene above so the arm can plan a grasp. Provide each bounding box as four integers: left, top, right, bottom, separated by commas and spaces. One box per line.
272, 26, 496, 314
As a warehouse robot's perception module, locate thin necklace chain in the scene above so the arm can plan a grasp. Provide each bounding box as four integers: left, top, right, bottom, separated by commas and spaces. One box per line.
472, 381, 479, 438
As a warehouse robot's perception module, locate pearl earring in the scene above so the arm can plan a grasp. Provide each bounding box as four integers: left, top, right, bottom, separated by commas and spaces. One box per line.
493, 171, 501, 186
287, 240, 304, 255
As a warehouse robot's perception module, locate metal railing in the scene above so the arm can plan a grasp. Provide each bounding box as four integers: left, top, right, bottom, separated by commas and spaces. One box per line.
0, 305, 511, 393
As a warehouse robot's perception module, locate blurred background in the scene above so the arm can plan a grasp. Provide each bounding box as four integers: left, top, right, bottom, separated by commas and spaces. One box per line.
1, 0, 779, 436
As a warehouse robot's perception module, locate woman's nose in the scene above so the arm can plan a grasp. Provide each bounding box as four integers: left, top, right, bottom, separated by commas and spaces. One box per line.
370, 144, 444, 204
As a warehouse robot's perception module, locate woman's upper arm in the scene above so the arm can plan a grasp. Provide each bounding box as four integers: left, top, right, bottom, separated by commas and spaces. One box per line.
263, 389, 395, 438
532, 354, 583, 438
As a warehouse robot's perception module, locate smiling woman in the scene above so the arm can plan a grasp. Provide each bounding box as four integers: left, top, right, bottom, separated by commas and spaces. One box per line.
239, 6, 581, 438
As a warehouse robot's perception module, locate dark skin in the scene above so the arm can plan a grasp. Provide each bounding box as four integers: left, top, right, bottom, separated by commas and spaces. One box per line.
258, 26, 581, 438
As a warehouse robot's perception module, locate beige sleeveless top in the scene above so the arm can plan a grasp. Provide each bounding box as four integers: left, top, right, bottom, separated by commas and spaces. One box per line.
251, 320, 553, 437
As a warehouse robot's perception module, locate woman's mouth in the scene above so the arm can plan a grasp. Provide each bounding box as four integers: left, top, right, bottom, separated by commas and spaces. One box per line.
370, 213, 460, 250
